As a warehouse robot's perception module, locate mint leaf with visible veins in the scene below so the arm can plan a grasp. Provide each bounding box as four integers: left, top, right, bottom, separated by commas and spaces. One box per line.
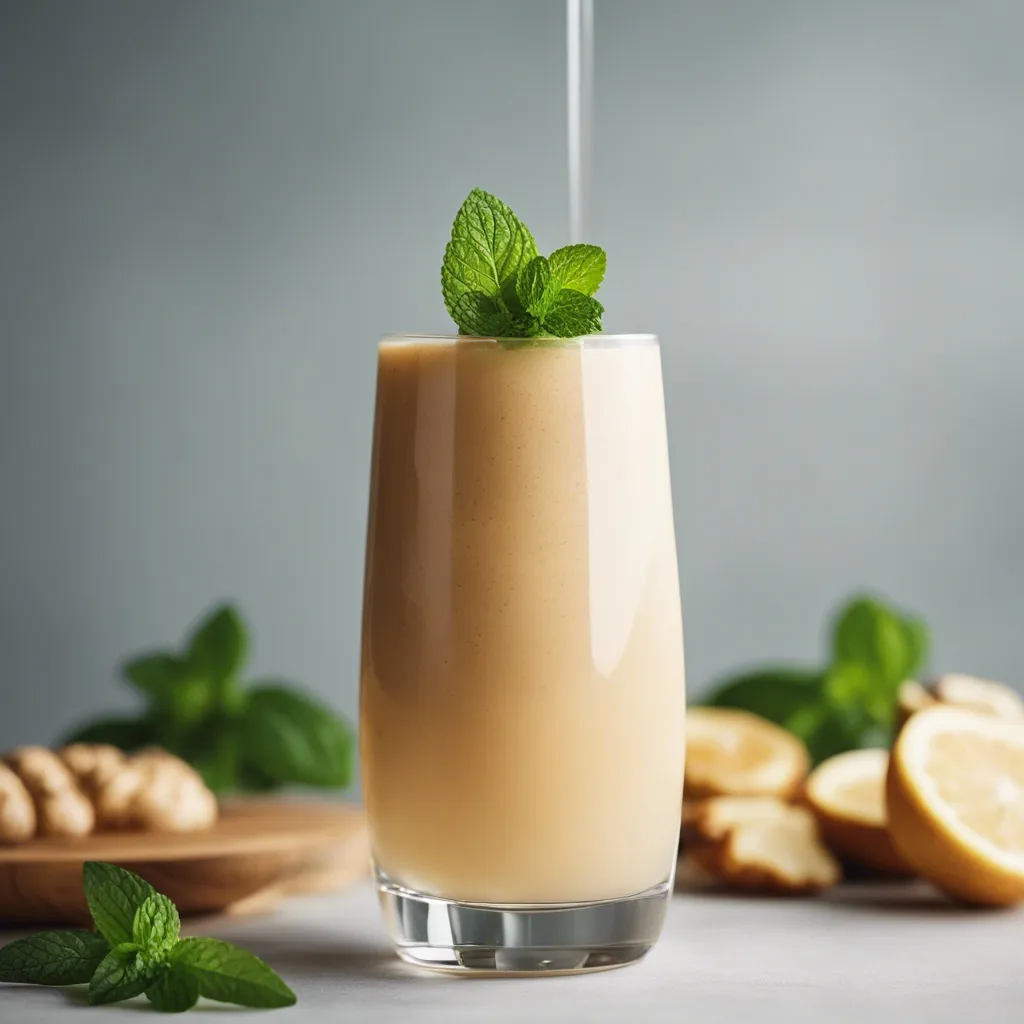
541, 289, 604, 338
451, 292, 513, 337
0, 931, 109, 985
516, 256, 560, 321
549, 244, 606, 296
441, 190, 608, 339
171, 938, 296, 1008
84, 862, 157, 947
134, 894, 180, 959
88, 949, 155, 1006
442, 188, 538, 336
146, 964, 200, 1013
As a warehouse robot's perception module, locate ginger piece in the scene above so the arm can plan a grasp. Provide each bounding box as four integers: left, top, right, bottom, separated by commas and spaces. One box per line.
689, 795, 817, 844
0, 762, 36, 844
711, 817, 841, 893
92, 748, 217, 833
60, 743, 127, 793
683, 796, 839, 894
5, 746, 95, 839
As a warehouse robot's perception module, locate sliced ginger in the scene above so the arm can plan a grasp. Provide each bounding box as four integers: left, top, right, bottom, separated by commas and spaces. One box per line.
689, 795, 817, 844
685, 707, 810, 801
683, 795, 840, 894
888, 706, 1024, 905
0, 744, 217, 845
804, 749, 913, 876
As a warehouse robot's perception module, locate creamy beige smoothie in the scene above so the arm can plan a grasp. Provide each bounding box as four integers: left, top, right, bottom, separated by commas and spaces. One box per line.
360, 335, 685, 905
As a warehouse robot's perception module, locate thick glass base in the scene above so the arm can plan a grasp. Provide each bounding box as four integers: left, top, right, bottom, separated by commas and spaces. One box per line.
375, 868, 671, 975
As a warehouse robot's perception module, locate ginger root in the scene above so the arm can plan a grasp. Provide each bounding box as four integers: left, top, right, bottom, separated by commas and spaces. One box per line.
5, 746, 95, 839
682, 795, 840, 894
0, 762, 36, 843
0, 744, 217, 845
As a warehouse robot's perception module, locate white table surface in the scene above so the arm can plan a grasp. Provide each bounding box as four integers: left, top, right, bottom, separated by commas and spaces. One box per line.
3, 879, 1023, 1023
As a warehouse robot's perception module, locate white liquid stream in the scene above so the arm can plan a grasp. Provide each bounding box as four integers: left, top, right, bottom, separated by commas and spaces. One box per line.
567, 0, 594, 243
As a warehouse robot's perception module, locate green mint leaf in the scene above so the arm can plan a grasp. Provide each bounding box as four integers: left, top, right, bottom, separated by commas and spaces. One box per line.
823, 661, 891, 723
123, 654, 212, 729
516, 256, 561, 320
88, 948, 155, 1006
548, 244, 606, 296
831, 597, 913, 687
146, 964, 200, 1013
241, 684, 353, 788
187, 604, 248, 700
702, 667, 824, 726
451, 292, 513, 338
133, 894, 180, 958
171, 938, 296, 1008
123, 653, 189, 700
900, 614, 930, 678
60, 714, 157, 752
84, 862, 158, 947
442, 188, 538, 333
0, 930, 109, 985
539, 289, 604, 337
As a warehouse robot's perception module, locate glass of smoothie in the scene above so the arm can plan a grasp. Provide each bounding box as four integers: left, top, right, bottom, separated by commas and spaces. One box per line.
359, 331, 686, 974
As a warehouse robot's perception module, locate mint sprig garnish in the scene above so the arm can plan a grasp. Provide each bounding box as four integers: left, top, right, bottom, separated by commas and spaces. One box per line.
63, 602, 354, 795
442, 188, 606, 339
0, 862, 296, 1013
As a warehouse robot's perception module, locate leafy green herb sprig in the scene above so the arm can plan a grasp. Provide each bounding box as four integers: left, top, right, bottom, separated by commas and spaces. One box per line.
441, 188, 607, 339
0, 862, 295, 1012
63, 603, 353, 794
701, 594, 929, 764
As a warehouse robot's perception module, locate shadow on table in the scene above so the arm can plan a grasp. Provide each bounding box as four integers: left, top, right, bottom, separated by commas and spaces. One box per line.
233, 933, 421, 982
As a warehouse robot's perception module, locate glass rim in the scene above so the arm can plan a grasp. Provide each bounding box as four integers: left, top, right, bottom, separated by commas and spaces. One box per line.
379, 333, 658, 349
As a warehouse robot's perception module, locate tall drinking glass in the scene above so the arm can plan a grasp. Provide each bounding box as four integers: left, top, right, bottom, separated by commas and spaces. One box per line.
360, 334, 685, 974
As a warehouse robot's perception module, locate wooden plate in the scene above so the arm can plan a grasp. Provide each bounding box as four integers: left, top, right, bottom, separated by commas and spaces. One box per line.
0, 800, 369, 925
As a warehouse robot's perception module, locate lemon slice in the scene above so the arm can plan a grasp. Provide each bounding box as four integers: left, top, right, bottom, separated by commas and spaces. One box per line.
685, 707, 809, 800
804, 749, 913, 876
888, 705, 1024, 904
932, 674, 1024, 721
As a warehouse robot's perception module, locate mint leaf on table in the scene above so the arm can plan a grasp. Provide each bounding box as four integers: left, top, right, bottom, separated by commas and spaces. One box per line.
134, 894, 180, 959
241, 683, 354, 787
0, 862, 298, 1013
0, 931, 109, 986
171, 938, 296, 1008
549, 243, 606, 295
89, 948, 155, 1006
146, 964, 200, 1014
541, 289, 604, 337
84, 862, 158, 947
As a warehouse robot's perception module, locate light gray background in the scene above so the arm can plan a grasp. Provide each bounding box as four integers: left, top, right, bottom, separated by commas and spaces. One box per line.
1, 0, 1021, 758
